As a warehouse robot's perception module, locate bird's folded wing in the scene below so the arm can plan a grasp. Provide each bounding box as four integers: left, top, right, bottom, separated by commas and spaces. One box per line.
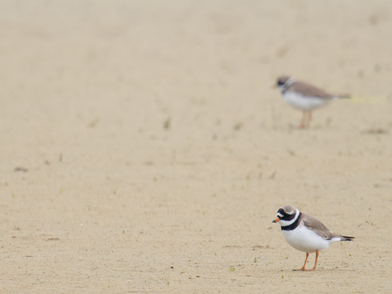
301, 213, 337, 240
291, 81, 334, 99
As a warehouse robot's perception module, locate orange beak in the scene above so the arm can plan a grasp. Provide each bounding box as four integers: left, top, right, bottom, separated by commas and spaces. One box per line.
272, 217, 280, 223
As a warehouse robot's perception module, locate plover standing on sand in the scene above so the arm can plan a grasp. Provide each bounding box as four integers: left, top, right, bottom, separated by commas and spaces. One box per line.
273, 205, 354, 271
276, 76, 350, 128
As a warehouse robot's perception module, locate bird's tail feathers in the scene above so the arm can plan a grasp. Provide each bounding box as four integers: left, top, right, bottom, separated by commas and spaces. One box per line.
340, 235, 354, 241
336, 93, 351, 99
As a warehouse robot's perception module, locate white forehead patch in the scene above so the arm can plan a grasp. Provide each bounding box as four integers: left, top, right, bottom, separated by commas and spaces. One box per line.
277, 212, 284, 218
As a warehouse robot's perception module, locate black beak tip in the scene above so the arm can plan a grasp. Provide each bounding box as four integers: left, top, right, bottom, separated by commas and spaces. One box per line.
272, 220, 276, 223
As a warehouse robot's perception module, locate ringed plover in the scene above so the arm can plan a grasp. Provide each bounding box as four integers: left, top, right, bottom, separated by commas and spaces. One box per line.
276, 76, 350, 128
273, 205, 354, 271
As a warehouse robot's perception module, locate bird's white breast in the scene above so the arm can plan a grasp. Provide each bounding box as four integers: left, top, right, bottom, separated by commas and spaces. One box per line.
283, 91, 331, 110
282, 223, 331, 253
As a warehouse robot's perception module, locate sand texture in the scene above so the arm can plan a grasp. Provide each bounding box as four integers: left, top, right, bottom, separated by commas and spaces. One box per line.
1, 0, 392, 293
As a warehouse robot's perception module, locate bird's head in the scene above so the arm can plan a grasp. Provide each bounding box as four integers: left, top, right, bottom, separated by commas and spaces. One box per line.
272, 205, 299, 227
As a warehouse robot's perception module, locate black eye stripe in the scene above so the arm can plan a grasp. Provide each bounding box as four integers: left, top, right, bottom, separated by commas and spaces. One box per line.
277, 209, 296, 221
278, 209, 288, 216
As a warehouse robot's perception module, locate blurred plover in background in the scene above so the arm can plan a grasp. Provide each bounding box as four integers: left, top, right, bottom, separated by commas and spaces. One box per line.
276, 76, 350, 128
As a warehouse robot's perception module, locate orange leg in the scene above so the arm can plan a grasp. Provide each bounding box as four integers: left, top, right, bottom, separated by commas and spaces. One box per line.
294, 252, 309, 271
300, 111, 312, 128
293, 251, 319, 271
310, 250, 319, 271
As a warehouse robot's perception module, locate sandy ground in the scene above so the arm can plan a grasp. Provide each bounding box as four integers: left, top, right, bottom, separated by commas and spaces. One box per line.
1, 0, 392, 293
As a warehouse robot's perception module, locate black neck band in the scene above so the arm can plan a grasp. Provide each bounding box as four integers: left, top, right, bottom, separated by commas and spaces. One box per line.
281, 212, 301, 231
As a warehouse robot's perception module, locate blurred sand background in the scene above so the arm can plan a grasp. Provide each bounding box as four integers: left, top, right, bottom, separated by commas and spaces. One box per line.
1, 0, 392, 293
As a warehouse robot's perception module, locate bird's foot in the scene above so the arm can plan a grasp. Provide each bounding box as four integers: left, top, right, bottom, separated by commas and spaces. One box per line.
293, 268, 316, 271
